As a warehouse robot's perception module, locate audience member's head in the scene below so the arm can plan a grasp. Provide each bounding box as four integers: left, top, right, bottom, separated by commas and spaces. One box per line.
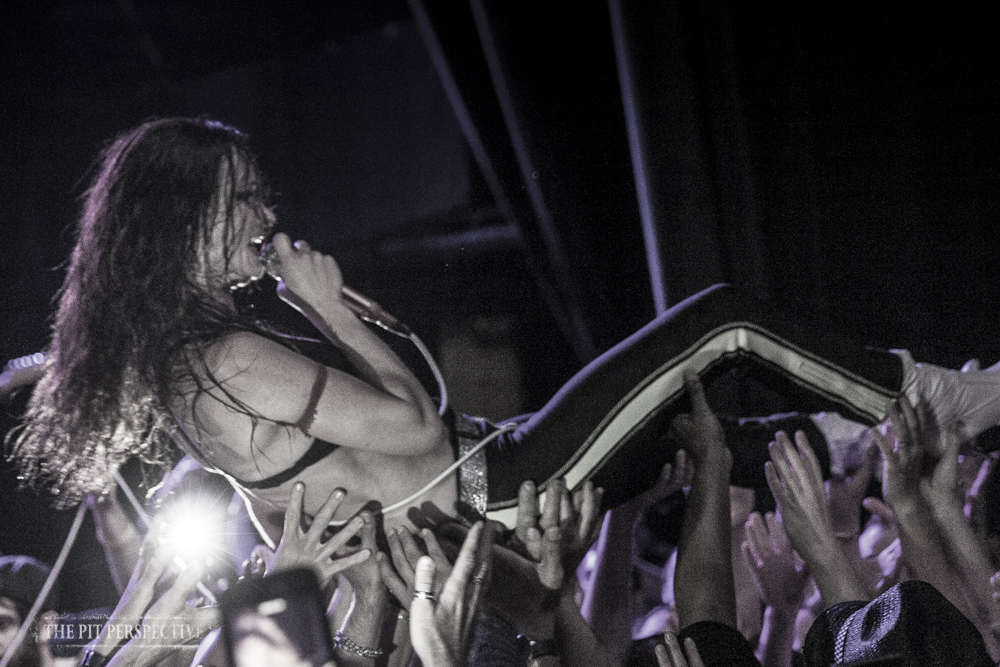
802, 580, 993, 667
0, 555, 58, 667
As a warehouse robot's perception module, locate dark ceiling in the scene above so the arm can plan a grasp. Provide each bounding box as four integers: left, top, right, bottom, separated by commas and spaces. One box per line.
2, 0, 411, 89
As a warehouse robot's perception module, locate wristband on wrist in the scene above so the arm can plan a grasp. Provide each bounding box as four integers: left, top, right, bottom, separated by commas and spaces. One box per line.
333, 633, 385, 658
79, 649, 111, 667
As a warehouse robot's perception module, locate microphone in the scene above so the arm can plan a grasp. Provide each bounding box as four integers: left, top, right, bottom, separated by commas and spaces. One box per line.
260, 242, 411, 337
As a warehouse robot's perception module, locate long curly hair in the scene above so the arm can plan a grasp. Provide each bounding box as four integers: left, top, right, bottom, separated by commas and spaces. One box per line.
8, 117, 271, 508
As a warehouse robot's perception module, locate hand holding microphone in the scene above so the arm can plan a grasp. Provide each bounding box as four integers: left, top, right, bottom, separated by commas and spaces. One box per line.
262, 233, 410, 337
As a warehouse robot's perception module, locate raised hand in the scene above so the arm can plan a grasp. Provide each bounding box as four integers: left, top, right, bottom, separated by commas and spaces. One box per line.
742, 512, 809, 613
922, 421, 963, 513
826, 444, 877, 539
135, 559, 222, 645
377, 525, 455, 611
85, 525, 172, 660
265, 482, 371, 587
765, 430, 868, 607
765, 431, 835, 560
872, 398, 925, 510
409, 522, 493, 667
270, 232, 346, 314
105, 558, 223, 667
654, 632, 705, 667
514, 478, 605, 574
667, 370, 728, 465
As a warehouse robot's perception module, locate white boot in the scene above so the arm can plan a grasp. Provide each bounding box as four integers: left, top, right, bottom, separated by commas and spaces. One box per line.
893, 349, 1000, 455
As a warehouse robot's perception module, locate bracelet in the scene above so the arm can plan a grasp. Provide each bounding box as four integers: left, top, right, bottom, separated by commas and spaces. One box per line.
79, 650, 111, 667
334, 633, 385, 659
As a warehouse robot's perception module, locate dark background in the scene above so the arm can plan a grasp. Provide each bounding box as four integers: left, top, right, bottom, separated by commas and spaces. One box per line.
1, 0, 998, 611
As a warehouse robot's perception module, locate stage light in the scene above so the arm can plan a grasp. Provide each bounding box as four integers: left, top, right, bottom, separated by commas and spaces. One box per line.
157, 495, 227, 567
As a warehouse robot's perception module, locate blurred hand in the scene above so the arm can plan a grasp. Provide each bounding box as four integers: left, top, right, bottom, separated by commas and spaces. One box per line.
921, 421, 963, 514
410, 522, 493, 667
764, 430, 836, 562
826, 445, 878, 538
872, 398, 925, 510
137, 559, 222, 647
654, 632, 705, 667
741, 512, 809, 613
618, 449, 694, 518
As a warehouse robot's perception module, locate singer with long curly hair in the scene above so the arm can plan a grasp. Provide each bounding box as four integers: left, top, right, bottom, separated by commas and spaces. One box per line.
12, 117, 1000, 544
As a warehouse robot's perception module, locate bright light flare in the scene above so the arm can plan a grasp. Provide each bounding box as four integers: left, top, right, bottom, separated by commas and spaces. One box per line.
157, 496, 227, 567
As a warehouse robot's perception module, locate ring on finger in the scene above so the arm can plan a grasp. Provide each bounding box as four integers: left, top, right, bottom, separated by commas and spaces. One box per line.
412, 590, 436, 601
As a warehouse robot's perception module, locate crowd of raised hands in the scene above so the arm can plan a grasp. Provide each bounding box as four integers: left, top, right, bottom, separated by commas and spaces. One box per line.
74, 370, 1000, 667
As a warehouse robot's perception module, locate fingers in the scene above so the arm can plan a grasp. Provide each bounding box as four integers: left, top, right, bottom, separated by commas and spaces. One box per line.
764, 460, 787, 506
559, 486, 574, 525
376, 552, 410, 605
421, 529, 452, 571
682, 369, 709, 416
540, 479, 564, 531
768, 433, 799, 494
660, 631, 689, 667
537, 526, 565, 590
793, 430, 823, 487
398, 527, 426, 567
683, 637, 705, 667
765, 512, 793, 554
675, 449, 695, 487
741, 540, 761, 574
324, 548, 372, 580
515, 480, 539, 545
162, 558, 205, 609
283, 482, 306, 539
576, 481, 603, 546
744, 513, 769, 562
270, 232, 294, 258
413, 554, 437, 599
943, 421, 963, 462
409, 555, 437, 655
310, 487, 346, 538
439, 521, 485, 607
872, 422, 895, 461
846, 445, 878, 496
325, 514, 367, 555
893, 397, 920, 452
388, 527, 416, 586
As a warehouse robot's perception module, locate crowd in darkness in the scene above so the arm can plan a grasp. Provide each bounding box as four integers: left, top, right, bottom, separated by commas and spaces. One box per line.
4, 371, 1000, 667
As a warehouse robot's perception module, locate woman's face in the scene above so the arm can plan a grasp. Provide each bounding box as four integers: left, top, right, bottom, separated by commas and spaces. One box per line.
202, 152, 276, 291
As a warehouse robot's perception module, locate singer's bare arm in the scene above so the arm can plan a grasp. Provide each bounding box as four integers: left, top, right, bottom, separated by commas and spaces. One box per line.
176, 232, 447, 467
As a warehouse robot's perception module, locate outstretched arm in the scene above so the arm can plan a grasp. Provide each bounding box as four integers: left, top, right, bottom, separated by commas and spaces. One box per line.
742, 512, 808, 667
873, 398, 972, 620
582, 452, 692, 665
669, 369, 736, 630
765, 430, 868, 609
